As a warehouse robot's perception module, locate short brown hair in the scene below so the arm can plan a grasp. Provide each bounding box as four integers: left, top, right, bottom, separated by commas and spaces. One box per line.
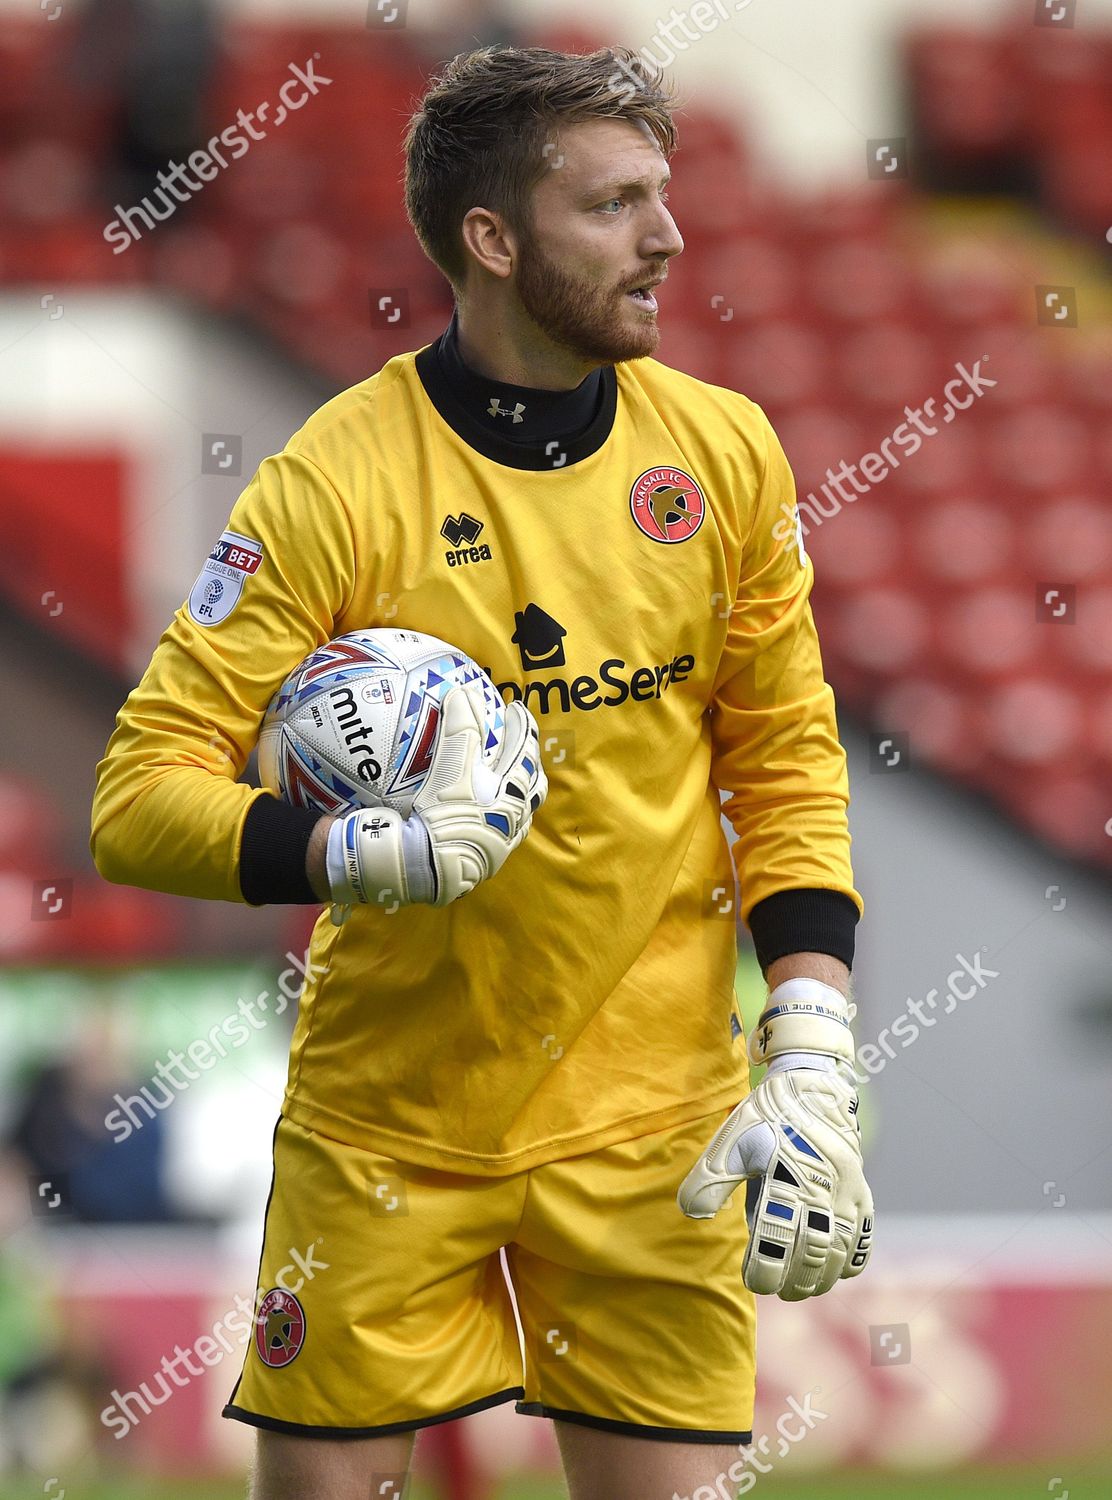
404, 45, 679, 293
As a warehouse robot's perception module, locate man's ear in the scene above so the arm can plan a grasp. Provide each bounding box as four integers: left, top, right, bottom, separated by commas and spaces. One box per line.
460, 206, 515, 281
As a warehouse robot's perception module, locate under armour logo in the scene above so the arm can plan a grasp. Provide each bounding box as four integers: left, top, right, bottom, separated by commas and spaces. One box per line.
487, 397, 525, 423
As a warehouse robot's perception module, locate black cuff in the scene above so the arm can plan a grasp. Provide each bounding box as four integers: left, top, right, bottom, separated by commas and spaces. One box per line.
239, 795, 324, 906
747, 889, 859, 975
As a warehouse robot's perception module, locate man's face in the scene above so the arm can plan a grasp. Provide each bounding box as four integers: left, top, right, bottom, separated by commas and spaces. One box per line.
512, 118, 684, 367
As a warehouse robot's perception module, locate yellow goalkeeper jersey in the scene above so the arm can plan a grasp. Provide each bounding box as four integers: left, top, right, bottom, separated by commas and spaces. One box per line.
92, 335, 862, 1174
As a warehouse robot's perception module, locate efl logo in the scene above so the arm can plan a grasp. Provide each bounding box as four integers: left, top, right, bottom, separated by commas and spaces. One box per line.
630, 466, 705, 544
187, 530, 264, 626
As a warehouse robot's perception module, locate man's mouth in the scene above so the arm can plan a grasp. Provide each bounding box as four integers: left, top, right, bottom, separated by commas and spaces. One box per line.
626, 284, 660, 312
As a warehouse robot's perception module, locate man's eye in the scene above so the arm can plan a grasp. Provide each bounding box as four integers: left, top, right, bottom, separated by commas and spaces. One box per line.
598, 198, 623, 212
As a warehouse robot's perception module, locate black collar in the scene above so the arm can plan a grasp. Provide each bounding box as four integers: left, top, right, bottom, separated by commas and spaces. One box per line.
414, 311, 618, 472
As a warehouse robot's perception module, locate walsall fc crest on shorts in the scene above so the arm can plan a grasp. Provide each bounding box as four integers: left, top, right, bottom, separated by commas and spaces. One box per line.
629, 466, 705, 544
255, 1288, 306, 1368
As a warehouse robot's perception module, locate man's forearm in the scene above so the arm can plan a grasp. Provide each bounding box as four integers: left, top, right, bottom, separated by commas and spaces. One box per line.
765, 951, 850, 998
306, 815, 337, 902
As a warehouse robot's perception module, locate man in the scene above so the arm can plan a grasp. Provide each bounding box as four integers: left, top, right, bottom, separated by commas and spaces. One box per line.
92, 44, 872, 1500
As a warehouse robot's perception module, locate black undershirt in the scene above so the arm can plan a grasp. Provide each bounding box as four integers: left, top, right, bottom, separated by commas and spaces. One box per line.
237, 315, 857, 972
437, 306, 604, 446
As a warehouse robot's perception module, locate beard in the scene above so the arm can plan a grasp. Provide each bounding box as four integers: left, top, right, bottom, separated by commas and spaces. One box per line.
514, 233, 661, 367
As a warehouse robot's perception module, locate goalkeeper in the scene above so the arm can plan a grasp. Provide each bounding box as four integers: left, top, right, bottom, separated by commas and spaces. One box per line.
92, 41, 872, 1500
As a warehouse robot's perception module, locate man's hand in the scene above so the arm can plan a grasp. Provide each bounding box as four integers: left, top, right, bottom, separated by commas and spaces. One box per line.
324, 681, 546, 918
677, 978, 873, 1301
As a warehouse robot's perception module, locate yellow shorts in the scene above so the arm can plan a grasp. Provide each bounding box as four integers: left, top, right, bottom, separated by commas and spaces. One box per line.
223, 1108, 756, 1443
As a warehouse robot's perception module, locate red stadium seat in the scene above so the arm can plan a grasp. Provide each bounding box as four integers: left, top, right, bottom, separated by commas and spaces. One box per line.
1007, 769, 1110, 863
912, 498, 1016, 586
1022, 497, 1112, 582
874, 677, 986, 779
936, 587, 1042, 679
788, 190, 899, 249
965, 332, 1054, 407
1087, 687, 1112, 768
985, 407, 1092, 491
1061, 586, 1112, 675
905, 27, 1023, 159
253, 222, 348, 311
1063, 330, 1112, 415
806, 504, 900, 589
803, 238, 912, 323
829, 585, 931, 676
983, 678, 1082, 767
150, 223, 242, 309
894, 418, 983, 496
724, 322, 828, 409
773, 406, 868, 504
686, 235, 800, 325
835, 324, 936, 407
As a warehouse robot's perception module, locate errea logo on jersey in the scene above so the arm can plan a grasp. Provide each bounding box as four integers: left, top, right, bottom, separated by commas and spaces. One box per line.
440, 512, 492, 568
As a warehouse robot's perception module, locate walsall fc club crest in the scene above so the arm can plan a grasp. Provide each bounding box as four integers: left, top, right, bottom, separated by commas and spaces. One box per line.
255, 1288, 306, 1369
629, 466, 705, 544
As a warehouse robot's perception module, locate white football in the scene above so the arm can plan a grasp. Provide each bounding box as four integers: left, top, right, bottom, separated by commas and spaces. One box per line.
257, 628, 506, 817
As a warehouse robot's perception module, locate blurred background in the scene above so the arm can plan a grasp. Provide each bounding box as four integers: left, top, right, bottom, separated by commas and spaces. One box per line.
2, 0, 1111, 1495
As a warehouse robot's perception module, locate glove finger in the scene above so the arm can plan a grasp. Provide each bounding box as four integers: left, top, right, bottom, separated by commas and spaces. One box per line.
491, 699, 534, 781
770, 1195, 843, 1302
741, 1168, 795, 1297
812, 1217, 849, 1298
493, 703, 546, 824
839, 1191, 875, 1282
676, 1099, 763, 1219
418, 683, 484, 805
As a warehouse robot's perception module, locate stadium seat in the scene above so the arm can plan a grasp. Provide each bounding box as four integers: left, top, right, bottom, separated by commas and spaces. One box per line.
985, 407, 1092, 492
829, 585, 931, 676
873, 677, 986, 779
1008, 769, 1109, 863
806, 504, 900, 588
912, 498, 1016, 586
724, 322, 829, 409
835, 324, 936, 407
904, 27, 1023, 162
983, 678, 1082, 767
936, 587, 1043, 679
803, 238, 912, 323
686, 235, 800, 325
1061, 586, 1112, 675
1022, 497, 1112, 582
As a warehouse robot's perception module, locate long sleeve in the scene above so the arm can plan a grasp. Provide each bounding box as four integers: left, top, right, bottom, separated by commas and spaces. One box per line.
709, 407, 863, 938
91, 449, 357, 902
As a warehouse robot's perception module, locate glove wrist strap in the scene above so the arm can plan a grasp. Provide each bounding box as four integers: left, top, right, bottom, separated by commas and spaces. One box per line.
326, 809, 413, 909
748, 977, 856, 1069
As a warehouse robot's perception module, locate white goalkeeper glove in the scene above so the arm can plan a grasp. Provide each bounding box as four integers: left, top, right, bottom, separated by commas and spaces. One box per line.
677, 977, 874, 1301
324, 680, 546, 920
